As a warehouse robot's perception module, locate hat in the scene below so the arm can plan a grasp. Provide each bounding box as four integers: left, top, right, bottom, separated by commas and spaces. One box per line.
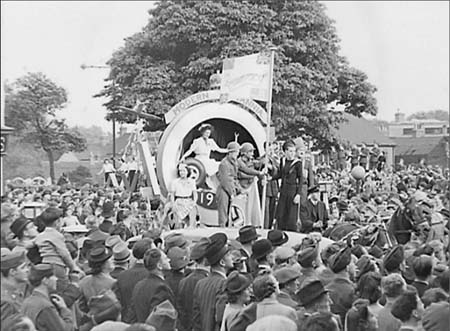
273, 246, 295, 261
205, 233, 229, 265
274, 267, 300, 285
368, 245, 383, 259
236, 225, 259, 244
132, 238, 154, 260
40, 207, 63, 225
198, 123, 213, 133
88, 246, 112, 264
329, 196, 339, 204
251, 239, 273, 260
144, 248, 162, 270
307, 185, 319, 195
337, 201, 349, 212
422, 301, 449, 331
9, 216, 32, 238
226, 271, 252, 294
226, 141, 241, 153
29, 263, 54, 281
146, 299, 178, 331
113, 242, 131, 263
164, 233, 189, 253
267, 229, 289, 247
329, 246, 352, 273
101, 201, 115, 218
62, 224, 89, 233
105, 235, 123, 249
297, 247, 318, 268
356, 255, 375, 278
383, 245, 404, 272
167, 247, 189, 270
240, 142, 255, 153
142, 228, 162, 240
91, 321, 129, 331
0, 251, 25, 270
296, 279, 328, 306
190, 237, 211, 261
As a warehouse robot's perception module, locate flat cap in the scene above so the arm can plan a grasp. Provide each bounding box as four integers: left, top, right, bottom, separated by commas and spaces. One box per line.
297, 246, 318, 268
164, 233, 189, 253
273, 246, 295, 261
274, 267, 300, 285
383, 245, 404, 272
167, 247, 189, 270
329, 246, 352, 273
0, 251, 25, 270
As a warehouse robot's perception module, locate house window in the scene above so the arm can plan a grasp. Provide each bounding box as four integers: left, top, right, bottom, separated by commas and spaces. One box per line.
403, 128, 414, 135
424, 127, 443, 135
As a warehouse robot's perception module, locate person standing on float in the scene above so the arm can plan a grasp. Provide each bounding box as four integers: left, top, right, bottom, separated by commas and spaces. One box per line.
181, 123, 228, 188
272, 140, 303, 231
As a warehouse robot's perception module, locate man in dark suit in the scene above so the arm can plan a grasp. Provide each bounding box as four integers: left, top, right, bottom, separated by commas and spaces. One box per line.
216, 142, 241, 227
299, 185, 329, 233
130, 248, 174, 323
192, 233, 233, 331
114, 238, 153, 323
273, 140, 303, 231
177, 237, 210, 331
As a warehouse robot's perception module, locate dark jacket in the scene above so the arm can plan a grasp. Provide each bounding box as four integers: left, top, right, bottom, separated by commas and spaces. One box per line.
217, 156, 239, 197
277, 290, 298, 309
113, 262, 148, 323
299, 199, 329, 233
22, 289, 74, 331
130, 272, 174, 323
326, 275, 356, 325
177, 268, 209, 331
228, 302, 257, 331
163, 269, 186, 300
192, 270, 227, 331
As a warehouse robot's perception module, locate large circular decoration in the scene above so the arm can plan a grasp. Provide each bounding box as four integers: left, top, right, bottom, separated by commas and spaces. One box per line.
351, 166, 366, 180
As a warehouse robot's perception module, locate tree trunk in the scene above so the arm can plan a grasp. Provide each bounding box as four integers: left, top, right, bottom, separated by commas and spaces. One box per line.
46, 150, 56, 184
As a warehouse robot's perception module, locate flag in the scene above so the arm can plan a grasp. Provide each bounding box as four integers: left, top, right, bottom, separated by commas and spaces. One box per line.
220, 52, 271, 102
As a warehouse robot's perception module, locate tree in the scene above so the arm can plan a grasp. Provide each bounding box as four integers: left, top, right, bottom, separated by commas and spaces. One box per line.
96, 0, 377, 149
407, 109, 449, 122
5, 72, 87, 183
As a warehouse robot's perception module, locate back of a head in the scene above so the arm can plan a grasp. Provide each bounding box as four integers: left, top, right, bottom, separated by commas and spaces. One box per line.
413, 255, 433, 280
391, 289, 418, 322
304, 312, 339, 331
252, 274, 276, 301
421, 288, 449, 308
124, 324, 156, 331
381, 273, 406, 299
346, 299, 370, 331
357, 272, 382, 304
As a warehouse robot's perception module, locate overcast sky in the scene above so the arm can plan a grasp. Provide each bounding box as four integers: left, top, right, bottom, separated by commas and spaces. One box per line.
1, 1, 448, 132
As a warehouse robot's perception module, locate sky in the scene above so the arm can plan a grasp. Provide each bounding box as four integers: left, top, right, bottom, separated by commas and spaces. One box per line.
1, 1, 449, 132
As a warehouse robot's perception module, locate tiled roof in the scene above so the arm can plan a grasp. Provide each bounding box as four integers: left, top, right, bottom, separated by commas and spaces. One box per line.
391, 136, 446, 156
334, 113, 396, 146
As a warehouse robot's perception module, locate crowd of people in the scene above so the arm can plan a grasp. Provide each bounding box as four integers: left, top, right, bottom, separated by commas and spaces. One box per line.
0, 136, 449, 331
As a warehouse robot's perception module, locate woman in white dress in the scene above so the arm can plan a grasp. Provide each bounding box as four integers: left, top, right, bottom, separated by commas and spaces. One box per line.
168, 163, 198, 228
181, 123, 228, 177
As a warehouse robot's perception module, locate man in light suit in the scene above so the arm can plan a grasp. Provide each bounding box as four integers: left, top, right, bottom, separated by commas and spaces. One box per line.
216, 142, 241, 227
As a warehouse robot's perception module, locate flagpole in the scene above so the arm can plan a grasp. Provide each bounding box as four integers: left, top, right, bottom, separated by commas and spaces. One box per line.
261, 47, 277, 228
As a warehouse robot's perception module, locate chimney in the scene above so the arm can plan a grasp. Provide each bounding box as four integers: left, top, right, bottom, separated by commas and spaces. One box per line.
395, 109, 405, 123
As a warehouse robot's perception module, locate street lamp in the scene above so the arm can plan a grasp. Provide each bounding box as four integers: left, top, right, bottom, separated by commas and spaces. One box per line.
80, 63, 117, 167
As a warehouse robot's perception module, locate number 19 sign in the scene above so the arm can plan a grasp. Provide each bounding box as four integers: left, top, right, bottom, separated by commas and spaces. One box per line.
197, 190, 217, 210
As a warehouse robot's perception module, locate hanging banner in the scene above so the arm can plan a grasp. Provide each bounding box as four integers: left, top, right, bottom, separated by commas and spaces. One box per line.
220, 52, 271, 102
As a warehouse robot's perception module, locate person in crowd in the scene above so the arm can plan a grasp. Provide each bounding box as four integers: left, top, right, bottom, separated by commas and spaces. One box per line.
411, 254, 433, 298
272, 140, 303, 231
356, 271, 383, 318
344, 298, 378, 331
422, 300, 449, 331
177, 237, 210, 331
216, 142, 241, 227
267, 229, 289, 247
274, 266, 300, 308
130, 248, 174, 323
252, 273, 298, 322
114, 238, 154, 324
1, 250, 30, 310
377, 273, 406, 331
325, 246, 356, 325
98, 159, 117, 187
296, 279, 335, 326
236, 225, 259, 274
304, 311, 340, 331
22, 264, 75, 331
78, 246, 116, 313
164, 246, 189, 299
110, 242, 131, 279
61, 203, 80, 227
1, 313, 37, 331
168, 163, 198, 228
220, 271, 252, 331
273, 246, 297, 272
192, 233, 233, 331
9, 215, 38, 254
297, 245, 319, 287
85, 215, 110, 243
391, 289, 425, 331
34, 207, 81, 281
250, 238, 274, 277
383, 245, 405, 275
299, 185, 329, 233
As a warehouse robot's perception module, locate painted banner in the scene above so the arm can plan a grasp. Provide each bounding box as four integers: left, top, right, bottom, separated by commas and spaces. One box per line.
220, 52, 271, 102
